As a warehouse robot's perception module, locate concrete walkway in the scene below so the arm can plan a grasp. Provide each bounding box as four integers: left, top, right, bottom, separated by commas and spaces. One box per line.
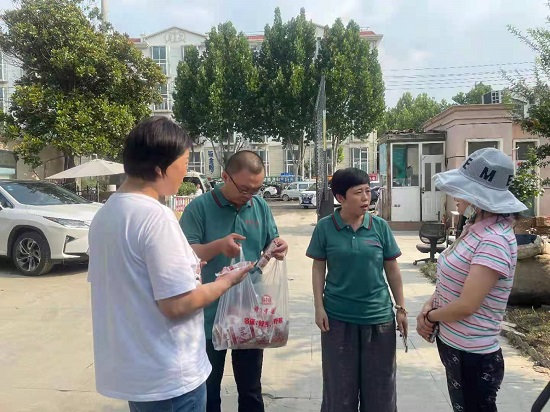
0, 206, 548, 411
220, 208, 550, 411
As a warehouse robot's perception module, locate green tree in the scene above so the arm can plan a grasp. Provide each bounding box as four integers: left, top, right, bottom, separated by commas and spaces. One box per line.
256, 8, 317, 176
173, 22, 260, 167
0, 0, 165, 171
317, 19, 385, 171
383, 92, 447, 132
452, 82, 493, 105
506, 8, 550, 204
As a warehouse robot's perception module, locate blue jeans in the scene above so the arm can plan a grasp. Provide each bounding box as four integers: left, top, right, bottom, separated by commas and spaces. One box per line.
128, 383, 207, 412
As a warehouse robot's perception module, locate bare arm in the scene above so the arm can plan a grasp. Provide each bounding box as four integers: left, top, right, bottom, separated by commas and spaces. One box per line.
312, 259, 326, 310
190, 241, 224, 262
190, 233, 246, 262
312, 259, 329, 332
384, 259, 405, 307
157, 263, 252, 320
384, 259, 408, 336
427, 264, 500, 323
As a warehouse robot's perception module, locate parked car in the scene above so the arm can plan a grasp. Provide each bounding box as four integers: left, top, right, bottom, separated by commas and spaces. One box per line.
183, 171, 212, 193
299, 183, 340, 208
261, 185, 278, 199
0, 180, 102, 276
300, 183, 382, 212
280, 181, 313, 201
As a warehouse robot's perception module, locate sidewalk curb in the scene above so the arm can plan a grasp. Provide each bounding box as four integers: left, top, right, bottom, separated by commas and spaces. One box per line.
500, 329, 550, 369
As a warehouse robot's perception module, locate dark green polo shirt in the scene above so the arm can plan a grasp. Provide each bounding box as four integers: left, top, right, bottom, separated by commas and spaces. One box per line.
180, 185, 279, 338
306, 209, 401, 325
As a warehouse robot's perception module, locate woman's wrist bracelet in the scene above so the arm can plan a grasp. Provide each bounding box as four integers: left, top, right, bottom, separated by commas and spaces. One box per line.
394, 304, 408, 315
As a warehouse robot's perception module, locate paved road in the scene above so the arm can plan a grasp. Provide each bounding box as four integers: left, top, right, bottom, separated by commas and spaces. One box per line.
0, 205, 547, 411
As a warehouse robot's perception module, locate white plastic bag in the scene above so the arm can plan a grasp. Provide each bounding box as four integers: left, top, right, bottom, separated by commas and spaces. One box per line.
212, 250, 289, 350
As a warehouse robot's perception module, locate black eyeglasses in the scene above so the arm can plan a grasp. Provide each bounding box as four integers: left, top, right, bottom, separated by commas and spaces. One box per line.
227, 173, 261, 196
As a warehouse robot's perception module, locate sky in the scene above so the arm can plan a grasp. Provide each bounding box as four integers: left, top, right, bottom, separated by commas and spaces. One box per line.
1, 0, 548, 107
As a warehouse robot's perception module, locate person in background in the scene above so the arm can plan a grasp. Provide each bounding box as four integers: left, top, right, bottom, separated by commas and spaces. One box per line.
195, 183, 203, 197
307, 167, 407, 412
416, 148, 527, 412
88, 116, 251, 412
180, 150, 288, 412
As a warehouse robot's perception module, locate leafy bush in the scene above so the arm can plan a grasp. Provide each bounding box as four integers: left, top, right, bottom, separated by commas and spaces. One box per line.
178, 181, 197, 196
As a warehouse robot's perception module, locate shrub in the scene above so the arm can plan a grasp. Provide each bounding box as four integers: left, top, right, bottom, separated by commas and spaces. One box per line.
178, 181, 197, 196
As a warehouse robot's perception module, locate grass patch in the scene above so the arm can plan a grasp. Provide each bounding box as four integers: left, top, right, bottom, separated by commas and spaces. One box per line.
419, 262, 437, 284
506, 307, 550, 361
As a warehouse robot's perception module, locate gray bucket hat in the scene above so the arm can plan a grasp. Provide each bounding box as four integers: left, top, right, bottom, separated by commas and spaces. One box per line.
433, 148, 527, 214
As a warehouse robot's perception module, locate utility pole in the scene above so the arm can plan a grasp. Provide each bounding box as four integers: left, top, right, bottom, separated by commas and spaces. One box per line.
101, 0, 108, 21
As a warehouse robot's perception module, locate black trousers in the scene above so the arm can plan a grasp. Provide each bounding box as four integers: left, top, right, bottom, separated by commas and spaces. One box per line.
205, 339, 264, 412
320, 318, 397, 412
437, 338, 504, 412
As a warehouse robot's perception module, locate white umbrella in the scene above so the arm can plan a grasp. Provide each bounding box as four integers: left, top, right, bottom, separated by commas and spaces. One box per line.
45, 159, 125, 179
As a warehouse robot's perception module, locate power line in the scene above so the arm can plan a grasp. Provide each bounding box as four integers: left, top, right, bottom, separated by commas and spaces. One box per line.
385, 75, 536, 87
383, 68, 533, 79
384, 61, 533, 72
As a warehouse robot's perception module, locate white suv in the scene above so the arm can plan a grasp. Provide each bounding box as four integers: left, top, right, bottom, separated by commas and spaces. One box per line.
0, 180, 102, 276
299, 183, 340, 208
281, 182, 313, 201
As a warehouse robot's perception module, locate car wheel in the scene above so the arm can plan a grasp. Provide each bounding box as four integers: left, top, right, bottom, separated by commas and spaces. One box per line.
263, 192, 271, 199
12, 231, 53, 276
282, 194, 289, 201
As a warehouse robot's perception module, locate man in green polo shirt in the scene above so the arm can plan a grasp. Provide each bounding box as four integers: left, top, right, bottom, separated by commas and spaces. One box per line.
307, 167, 407, 412
180, 150, 288, 412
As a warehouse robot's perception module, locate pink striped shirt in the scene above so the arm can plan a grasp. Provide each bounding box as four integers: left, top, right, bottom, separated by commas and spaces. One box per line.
434, 216, 517, 354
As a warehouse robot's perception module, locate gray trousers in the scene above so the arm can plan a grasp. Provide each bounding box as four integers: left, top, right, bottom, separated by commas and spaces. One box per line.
321, 318, 397, 412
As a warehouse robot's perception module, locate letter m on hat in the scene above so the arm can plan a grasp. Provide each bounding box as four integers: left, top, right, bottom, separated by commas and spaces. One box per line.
479, 167, 496, 182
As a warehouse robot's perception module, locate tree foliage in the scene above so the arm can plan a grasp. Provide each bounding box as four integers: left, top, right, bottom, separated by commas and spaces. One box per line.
452, 82, 492, 105
383, 92, 448, 132
0, 0, 165, 170
317, 19, 385, 171
507, 3, 550, 199
255, 8, 317, 175
173, 22, 260, 167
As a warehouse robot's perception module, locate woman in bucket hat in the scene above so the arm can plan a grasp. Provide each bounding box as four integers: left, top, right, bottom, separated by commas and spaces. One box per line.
416, 148, 527, 412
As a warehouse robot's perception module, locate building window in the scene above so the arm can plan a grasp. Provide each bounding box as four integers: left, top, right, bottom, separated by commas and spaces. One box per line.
154, 83, 170, 111
188, 151, 203, 173
326, 148, 333, 176
255, 150, 269, 175
151, 46, 168, 75
0, 87, 6, 113
0, 149, 16, 179
467, 140, 500, 156
491, 91, 502, 104
351, 147, 369, 171
516, 141, 536, 163
285, 149, 298, 174
0, 52, 6, 82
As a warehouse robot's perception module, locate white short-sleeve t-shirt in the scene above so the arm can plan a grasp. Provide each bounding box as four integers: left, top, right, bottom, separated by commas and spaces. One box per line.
88, 193, 211, 402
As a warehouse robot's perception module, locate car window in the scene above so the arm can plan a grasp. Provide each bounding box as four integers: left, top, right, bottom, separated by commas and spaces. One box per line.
0, 192, 12, 208
0, 181, 91, 205
307, 184, 316, 191
287, 183, 296, 190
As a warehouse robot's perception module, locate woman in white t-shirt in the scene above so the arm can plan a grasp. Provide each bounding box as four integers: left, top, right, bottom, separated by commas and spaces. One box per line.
88, 116, 251, 412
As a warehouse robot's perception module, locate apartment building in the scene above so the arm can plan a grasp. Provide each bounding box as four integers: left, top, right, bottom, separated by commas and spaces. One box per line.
131, 24, 383, 179
0, 23, 383, 180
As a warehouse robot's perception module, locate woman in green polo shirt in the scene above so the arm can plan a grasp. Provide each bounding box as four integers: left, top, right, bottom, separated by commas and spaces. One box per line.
307, 167, 407, 412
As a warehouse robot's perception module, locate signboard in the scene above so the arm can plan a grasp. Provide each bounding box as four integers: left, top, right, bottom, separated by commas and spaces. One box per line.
369, 173, 379, 183
208, 151, 214, 174
173, 196, 192, 213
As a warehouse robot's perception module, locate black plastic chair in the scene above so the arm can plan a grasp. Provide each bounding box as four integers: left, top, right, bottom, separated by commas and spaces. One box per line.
413, 223, 447, 265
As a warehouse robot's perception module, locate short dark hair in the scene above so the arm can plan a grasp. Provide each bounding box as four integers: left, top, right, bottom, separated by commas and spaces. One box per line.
331, 168, 370, 198
123, 116, 192, 181
225, 150, 265, 175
